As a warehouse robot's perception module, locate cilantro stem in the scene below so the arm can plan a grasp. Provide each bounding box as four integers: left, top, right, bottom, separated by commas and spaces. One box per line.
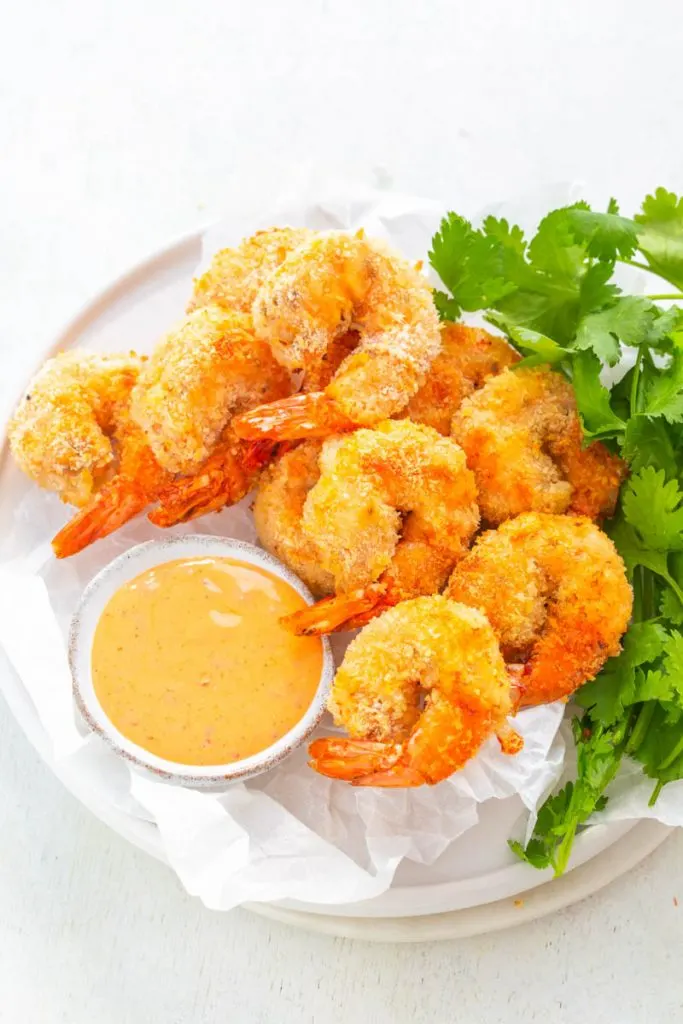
649, 780, 664, 807
630, 348, 644, 417
657, 734, 683, 771
618, 256, 655, 272
626, 703, 655, 754
553, 819, 578, 877
646, 293, 683, 301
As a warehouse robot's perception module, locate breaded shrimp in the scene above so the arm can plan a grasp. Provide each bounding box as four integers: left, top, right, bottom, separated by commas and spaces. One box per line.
401, 323, 520, 434
253, 441, 335, 598
130, 305, 291, 474
51, 424, 274, 558
283, 419, 479, 635
50, 307, 291, 557
446, 512, 633, 706
450, 366, 626, 525
309, 596, 521, 787
8, 351, 142, 507
232, 231, 441, 440
188, 227, 314, 314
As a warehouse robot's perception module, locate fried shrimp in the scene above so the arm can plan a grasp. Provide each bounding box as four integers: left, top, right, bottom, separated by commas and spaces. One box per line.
283, 419, 479, 636
401, 323, 520, 434
52, 309, 290, 557
188, 227, 314, 314
446, 512, 633, 706
450, 366, 626, 525
232, 231, 441, 440
308, 596, 520, 787
130, 305, 291, 474
8, 351, 142, 507
253, 441, 335, 598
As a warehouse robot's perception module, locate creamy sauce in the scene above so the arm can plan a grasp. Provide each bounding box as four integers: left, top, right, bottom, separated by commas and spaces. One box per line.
91, 556, 323, 766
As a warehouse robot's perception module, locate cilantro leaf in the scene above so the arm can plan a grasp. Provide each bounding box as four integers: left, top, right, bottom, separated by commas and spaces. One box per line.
641, 335, 683, 422
660, 587, 683, 624
622, 467, 683, 551
570, 350, 625, 438
577, 621, 668, 725
433, 290, 461, 321
511, 717, 629, 875
622, 416, 679, 479
635, 188, 683, 291
428, 213, 516, 312
481, 215, 526, 256
631, 704, 683, 788
564, 203, 639, 261
578, 261, 620, 318
486, 314, 572, 367
574, 297, 658, 366
643, 305, 683, 351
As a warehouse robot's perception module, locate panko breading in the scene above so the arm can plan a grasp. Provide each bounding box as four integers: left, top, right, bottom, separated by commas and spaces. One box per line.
446, 512, 633, 706
130, 305, 291, 474
233, 231, 441, 439
403, 323, 520, 434
283, 419, 479, 636
451, 366, 625, 525
253, 441, 335, 598
188, 227, 314, 314
8, 351, 141, 507
309, 595, 519, 786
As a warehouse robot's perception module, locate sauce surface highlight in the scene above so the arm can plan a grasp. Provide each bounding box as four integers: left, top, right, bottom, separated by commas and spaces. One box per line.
91, 556, 323, 766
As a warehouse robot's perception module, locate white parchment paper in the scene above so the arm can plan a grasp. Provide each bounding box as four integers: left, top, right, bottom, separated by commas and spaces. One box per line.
0, 181, 664, 912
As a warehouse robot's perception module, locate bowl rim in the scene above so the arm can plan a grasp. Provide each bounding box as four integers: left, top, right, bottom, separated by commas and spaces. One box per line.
68, 534, 334, 787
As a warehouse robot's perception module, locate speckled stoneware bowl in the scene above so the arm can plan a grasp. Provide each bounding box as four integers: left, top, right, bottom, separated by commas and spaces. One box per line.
69, 535, 334, 789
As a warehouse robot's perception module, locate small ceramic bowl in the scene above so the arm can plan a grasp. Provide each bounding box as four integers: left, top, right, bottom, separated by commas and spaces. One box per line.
69, 535, 334, 788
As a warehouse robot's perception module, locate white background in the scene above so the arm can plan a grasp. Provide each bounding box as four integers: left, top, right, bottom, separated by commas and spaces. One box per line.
2, 1, 683, 1021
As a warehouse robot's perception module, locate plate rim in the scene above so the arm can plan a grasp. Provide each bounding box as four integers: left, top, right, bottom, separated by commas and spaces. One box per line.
0, 223, 670, 930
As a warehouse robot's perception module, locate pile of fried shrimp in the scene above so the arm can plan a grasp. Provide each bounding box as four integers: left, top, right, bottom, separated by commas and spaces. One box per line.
8, 226, 633, 788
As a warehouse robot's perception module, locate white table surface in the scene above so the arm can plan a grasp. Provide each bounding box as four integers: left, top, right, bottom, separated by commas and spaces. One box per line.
2, 1, 683, 1020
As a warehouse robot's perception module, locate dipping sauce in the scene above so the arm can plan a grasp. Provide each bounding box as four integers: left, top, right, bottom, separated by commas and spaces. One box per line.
91, 556, 323, 766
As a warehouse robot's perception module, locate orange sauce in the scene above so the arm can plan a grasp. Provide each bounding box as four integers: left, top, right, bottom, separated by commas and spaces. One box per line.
91, 556, 323, 766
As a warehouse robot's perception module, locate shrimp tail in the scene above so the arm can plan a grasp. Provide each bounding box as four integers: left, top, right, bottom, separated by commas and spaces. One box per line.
52, 477, 149, 558
149, 449, 248, 527
308, 737, 426, 787
495, 721, 524, 756
232, 392, 355, 441
281, 583, 391, 636
309, 737, 412, 781
241, 439, 281, 474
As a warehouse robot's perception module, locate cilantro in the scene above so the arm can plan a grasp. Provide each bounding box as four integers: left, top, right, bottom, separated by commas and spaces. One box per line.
564, 201, 639, 261
430, 188, 683, 873
635, 188, 683, 292
511, 717, 628, 876
574, 297, 658, 366
570, 351, 625, 439
641, 336, 683, 422
622, 417, 678, 479
622, 467, 683, 551
485, 315, 571, 367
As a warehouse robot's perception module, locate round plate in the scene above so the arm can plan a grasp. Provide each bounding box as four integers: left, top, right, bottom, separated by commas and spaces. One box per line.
0, 229, 671, 935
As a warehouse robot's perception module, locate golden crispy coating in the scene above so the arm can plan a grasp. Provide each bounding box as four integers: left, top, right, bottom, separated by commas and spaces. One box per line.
309, 595, 518, 786
233, 231, 441, 439
403, 323, 520, 434
130, 306, 291, 474
188, 227, 314, 313
451, 367, 626, 525
283, 420, 479, 636
303, 419, 478, 591
446, 512, 633, 706
253, 441, 335, 598
8, 351, 141, 507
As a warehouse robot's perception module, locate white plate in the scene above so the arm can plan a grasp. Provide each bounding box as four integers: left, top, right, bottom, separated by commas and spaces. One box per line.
0, 231, 671, 935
